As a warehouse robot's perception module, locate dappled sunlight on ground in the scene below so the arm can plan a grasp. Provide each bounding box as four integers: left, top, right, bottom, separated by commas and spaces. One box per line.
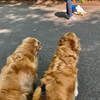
0, 4, 99, 27
0, 29, 12, 34
0, 3, 100, 100
91, 20, 99, 24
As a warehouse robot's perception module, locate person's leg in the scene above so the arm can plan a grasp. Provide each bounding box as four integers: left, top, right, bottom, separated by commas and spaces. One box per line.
66, 0, 72, 18
66, 3, 69, 15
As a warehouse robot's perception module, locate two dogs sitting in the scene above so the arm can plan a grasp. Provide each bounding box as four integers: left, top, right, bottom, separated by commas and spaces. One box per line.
0, 32, 81, 100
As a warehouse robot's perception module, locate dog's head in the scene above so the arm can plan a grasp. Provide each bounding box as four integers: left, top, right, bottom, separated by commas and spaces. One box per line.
23, 37, 42, 51
59, 32, 81, 53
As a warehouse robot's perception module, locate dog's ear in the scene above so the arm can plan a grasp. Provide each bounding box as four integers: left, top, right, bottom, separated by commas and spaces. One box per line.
41, 77, 48, 85
59, 37, 66, 46
34, 40, 42, 51
64, 32, 81, 52
23, 37, 42, 51
41, 75, 53, 85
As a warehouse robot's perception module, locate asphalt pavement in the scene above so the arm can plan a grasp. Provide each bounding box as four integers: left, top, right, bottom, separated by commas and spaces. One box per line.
0, 3, 100, 100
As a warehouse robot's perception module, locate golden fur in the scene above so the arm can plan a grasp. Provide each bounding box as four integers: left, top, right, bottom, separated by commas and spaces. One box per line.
0, 37, 42, 100
33, 32, 81, 100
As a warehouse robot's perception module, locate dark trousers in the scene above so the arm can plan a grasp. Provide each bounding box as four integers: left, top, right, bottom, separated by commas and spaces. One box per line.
66, 0, 72, 17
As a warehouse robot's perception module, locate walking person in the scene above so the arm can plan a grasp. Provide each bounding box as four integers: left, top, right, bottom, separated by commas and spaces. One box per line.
64, 0, 76, 20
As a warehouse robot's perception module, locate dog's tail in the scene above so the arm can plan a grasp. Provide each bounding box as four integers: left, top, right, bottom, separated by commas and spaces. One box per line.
32, 86, 43, 100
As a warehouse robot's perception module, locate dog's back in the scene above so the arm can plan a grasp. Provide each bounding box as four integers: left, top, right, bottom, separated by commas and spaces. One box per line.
0, 37, 41, 100
33, 32, 81, 100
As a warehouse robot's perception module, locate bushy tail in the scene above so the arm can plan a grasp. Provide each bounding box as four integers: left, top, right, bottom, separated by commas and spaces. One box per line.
32, 86, 43, 100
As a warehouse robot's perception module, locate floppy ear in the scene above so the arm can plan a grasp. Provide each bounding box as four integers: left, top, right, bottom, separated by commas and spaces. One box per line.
41, 78, 48, 85
59, 37, 66, 46
34, 41, 42, 51
65, 32, 81, 52
41, 75, 54, 85
69, 38, 79, 51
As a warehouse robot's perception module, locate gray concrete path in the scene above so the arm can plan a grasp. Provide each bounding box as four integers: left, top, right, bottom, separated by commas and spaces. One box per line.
0, 3, 100, 100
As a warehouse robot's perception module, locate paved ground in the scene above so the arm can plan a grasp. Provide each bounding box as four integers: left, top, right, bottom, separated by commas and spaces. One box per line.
0, 3, 100, 100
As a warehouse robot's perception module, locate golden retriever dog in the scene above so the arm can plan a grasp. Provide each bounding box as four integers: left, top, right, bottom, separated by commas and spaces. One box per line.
0, 37, 42, 100
33, 32, 81, 100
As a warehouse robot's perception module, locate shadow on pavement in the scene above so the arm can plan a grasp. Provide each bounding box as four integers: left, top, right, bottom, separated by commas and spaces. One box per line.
0, 3, 100, 100
55, 12, 67, 19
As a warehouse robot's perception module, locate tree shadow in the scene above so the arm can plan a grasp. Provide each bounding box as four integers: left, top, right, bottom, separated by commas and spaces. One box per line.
0, 4, 100, 100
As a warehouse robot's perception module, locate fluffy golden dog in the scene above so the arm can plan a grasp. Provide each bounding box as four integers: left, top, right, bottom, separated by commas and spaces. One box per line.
33, 32, 81, 100
0, 37, 42, 100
